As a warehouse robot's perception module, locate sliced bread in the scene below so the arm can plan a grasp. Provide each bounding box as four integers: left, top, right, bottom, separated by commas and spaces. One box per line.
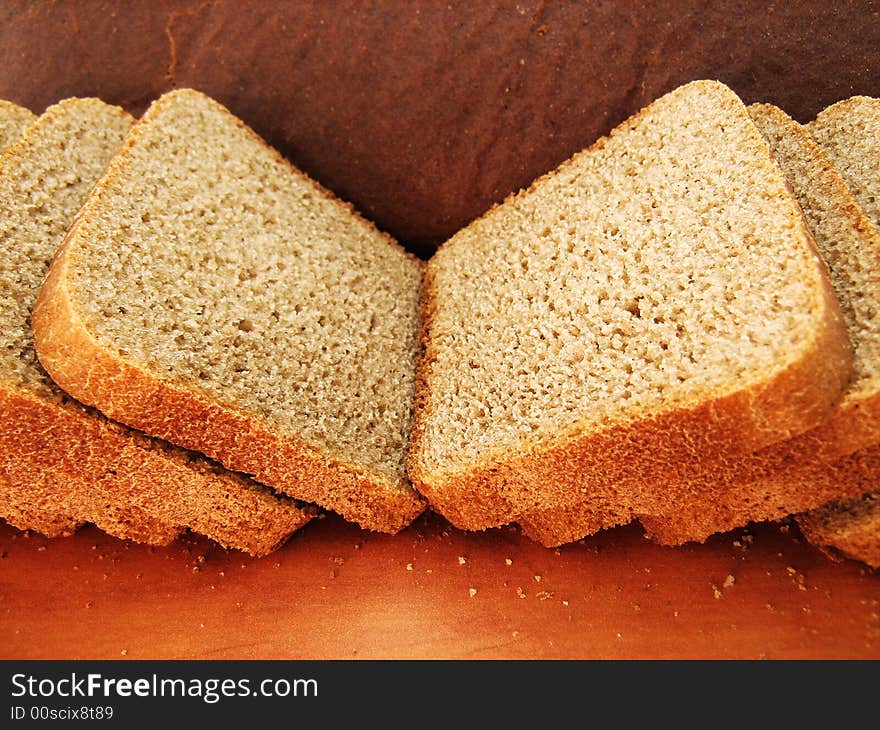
33, 89, 426, 533
0, 98, 312, 555
624, 103, 880, 545
808, 96, 880, 231
408, 80, 851, 532
794, 96, 880, 565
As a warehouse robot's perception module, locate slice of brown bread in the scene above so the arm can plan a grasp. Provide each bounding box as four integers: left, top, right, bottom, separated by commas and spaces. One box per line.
620, 103, 880, 545
33, 89, 426, 533
794, 96, 880, 565
809, 96, 880, 231
409, 80, 851, 533
0, 98, 312, 555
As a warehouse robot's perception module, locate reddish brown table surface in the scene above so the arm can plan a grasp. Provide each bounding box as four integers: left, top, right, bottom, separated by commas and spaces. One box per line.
1, 513, 878, 659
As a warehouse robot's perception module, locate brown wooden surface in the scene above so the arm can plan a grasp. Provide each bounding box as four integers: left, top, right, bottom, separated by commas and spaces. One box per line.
1, 514, 878, 659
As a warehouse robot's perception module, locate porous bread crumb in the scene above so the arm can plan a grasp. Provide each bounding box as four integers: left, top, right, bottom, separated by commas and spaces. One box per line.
411, 80, 849, 539
0, 101, 134, 396
809, 97, 880, 230
531, 101, 880, 547
798, 97, 880, 570
58, 89, 421, 504
749, 103, 880, 404
415, 80, 836, 481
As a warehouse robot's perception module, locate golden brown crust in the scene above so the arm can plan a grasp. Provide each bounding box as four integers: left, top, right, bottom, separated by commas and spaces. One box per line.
796, 450, 880, 569
636, 393, 880, 546
1, 95, 314, 555
413, 246, 851, 535
408, 82, 852, 539
0, 382, 313, 554
0, 383, 180, 546
33, 90, 426, 534
0, 504, 81, 539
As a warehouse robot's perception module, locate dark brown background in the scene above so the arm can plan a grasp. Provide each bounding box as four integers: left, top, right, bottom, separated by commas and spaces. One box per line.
1, 1, 879, 256
0, 1, 879, 658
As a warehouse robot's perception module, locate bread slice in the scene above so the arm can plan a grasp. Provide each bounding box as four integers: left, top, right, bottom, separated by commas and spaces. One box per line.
809, 96, 880, 232
33, 89, 426, 533
409, 80, 851, 533
793, 96, 880, 565
612, 103, 880, 545
0, 98, 312, 555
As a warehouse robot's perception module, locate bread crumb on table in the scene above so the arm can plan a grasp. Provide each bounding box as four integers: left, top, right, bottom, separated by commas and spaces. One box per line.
468, 588, 477, 598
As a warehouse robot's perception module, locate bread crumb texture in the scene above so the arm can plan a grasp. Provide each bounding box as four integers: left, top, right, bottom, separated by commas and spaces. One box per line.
0, 100, 132, 397
627, 104, 880, 546
412, 80, 842, 510
751, 104, 880, 403
809, 97, 880, 234
64, 90, 422, 495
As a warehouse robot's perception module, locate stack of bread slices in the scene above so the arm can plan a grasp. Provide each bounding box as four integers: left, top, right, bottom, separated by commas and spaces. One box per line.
2, 81, 878, 565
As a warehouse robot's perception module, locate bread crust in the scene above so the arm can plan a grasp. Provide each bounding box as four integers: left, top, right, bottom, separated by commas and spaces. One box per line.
411, 216, 851, 534
408, 82, 852, 537
796, 448, 880, 568
1, 382, 180, 546
33, 90, 426, 535
0, 382, 313, 554
0, 98, 313, 555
